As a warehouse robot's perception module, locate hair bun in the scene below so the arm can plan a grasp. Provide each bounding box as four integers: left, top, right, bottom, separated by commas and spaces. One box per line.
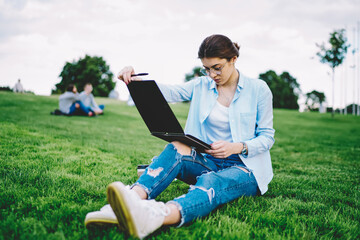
198, 34, 240, 59
233, 42, 240, 51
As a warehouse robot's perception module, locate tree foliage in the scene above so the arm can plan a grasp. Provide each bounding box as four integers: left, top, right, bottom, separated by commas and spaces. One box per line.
305, 90, 326, 111
53, 55, 115, 97
316, 29, 349, 69
316, 29, 349, 117
345, 104, 360, 114
185, 66, 204, 82
0, 86, 12, 92
259, 70, 300, 110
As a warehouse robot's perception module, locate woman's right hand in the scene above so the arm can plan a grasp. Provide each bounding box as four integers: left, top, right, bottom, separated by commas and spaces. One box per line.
117, 66, 137, 85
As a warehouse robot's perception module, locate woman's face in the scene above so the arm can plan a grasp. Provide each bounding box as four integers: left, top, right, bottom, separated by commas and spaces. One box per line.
85, 84, 93, 94
201, 57, 237, 86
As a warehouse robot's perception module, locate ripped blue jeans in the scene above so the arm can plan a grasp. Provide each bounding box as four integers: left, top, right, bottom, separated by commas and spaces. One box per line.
133, 143, 259, 226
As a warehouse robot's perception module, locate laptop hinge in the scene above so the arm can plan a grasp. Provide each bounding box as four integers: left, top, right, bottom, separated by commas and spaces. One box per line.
152, 132, 183, 136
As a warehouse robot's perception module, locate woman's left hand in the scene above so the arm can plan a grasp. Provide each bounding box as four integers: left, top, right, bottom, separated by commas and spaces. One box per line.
205, 141, 241, 159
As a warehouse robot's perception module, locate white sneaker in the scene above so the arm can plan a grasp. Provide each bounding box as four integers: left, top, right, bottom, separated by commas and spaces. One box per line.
84, 204, 119, 228
107, 181, 170, 239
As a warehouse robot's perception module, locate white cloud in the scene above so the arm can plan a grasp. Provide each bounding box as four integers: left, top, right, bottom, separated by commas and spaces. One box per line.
0, 0, 359, 108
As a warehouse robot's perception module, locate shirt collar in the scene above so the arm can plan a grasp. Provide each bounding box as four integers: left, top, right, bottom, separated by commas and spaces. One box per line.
237, 71, 244, 90
208, 70, 244, 92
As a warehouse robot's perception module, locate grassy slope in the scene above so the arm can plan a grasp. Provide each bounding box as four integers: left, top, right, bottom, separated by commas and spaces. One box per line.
0, 91, 359, 240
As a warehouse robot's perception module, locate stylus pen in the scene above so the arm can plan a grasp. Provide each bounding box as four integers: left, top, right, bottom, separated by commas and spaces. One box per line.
131, 73, 149, 77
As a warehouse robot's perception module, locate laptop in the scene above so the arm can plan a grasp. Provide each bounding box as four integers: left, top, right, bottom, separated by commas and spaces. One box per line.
127, 80, 211, 152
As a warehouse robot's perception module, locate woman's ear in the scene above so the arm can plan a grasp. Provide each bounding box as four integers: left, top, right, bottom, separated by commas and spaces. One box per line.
230, 56, 237, 64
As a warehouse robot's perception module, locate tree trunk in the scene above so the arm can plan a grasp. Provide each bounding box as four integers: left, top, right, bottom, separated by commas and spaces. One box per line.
332, 68, 335, 118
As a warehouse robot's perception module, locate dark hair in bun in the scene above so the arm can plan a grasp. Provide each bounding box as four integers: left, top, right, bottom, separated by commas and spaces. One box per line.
198, 34, 240, 60
66, 84, 75, 92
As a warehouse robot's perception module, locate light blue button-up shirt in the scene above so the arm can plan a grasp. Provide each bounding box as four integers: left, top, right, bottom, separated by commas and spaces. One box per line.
158, 72, 275, 194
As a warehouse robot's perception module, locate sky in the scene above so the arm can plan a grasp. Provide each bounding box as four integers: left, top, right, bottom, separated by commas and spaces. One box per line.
0, 0, 359, 109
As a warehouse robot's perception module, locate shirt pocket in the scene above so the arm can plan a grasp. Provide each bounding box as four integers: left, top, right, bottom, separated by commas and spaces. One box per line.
239, 112, 257, 140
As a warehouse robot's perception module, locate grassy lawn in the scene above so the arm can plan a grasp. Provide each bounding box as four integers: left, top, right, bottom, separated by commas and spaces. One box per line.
0, 91, 359, 239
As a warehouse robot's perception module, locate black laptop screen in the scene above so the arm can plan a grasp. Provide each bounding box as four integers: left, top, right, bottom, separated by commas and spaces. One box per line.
127, 80, 184, 134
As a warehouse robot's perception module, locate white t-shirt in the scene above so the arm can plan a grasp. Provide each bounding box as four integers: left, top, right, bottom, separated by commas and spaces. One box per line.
204, 101, 233, 143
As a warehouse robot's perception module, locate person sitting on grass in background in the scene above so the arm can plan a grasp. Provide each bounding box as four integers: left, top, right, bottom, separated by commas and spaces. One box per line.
13, 79, 24, 93
84, 34, 275, 239
79, 83, 105, 115
58, 84, 94, 117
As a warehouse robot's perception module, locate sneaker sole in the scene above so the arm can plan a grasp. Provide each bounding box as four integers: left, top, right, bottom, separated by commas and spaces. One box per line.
107, 182, 139, 238
85, 218, 119, 228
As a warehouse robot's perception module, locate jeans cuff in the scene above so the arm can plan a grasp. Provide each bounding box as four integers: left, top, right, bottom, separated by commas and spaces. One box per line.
130, 183, 151, 200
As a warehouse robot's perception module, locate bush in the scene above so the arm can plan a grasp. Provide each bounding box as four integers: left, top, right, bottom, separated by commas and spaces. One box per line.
0, 86, 12, 92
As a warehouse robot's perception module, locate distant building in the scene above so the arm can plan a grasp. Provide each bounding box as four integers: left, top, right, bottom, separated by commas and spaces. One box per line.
108, 89, 119, 99
319, 102, 327, 113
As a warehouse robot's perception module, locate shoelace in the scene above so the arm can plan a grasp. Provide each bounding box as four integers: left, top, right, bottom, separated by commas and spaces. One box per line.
139, 200, 170, 217
125, 185, 170, 217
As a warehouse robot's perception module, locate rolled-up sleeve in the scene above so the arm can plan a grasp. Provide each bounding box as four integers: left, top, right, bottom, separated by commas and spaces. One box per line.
90, 94, 100, 110
244, 82, 275, 158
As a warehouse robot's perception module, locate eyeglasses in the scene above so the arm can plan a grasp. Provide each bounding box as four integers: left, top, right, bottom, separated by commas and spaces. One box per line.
200, 63, 226, 76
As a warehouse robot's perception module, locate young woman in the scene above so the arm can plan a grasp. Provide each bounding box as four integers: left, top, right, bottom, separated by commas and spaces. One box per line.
85, 34, 275, 239
58, 84, 94, 116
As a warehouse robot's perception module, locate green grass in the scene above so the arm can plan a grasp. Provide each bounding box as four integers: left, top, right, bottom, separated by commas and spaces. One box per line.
0, 91, 359, 240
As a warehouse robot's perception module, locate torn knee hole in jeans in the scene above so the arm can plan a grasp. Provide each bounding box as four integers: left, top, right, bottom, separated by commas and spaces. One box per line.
147, 167, 163, 178
190, 185, 215, 204
235, 166, 250, 173
172, 142, 192, 156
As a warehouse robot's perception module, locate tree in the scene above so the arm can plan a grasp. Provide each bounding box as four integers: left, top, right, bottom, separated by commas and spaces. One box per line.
345, 103, 360, 114
305, 90, 326, 111
0, 86, 12, 92
53, 55, 115, 97
316, 29, 349, 117
185, 66, 204, 82
259, 70, 300, 110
